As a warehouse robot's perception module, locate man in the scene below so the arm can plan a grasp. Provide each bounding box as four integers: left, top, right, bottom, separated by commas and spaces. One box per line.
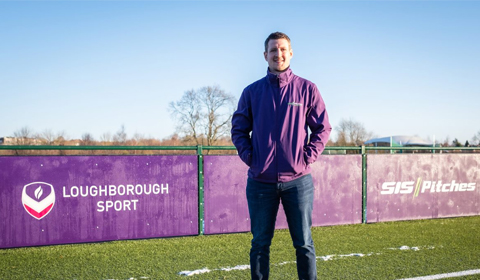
231, 32, 331, 280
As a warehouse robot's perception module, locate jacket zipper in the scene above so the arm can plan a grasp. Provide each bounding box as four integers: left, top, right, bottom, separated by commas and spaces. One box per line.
275, 78, 280, 181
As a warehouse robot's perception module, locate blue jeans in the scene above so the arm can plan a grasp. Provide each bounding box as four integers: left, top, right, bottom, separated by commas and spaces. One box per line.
246, 174, 317, 280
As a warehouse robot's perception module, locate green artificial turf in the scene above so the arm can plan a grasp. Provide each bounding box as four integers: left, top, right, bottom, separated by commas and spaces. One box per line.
1, 216, 479, 280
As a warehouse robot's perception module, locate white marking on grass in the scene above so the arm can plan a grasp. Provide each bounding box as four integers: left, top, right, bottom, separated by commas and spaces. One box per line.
388, 245, 438, 251
397, 269, 480, 280
178, 268, 211, 276
104, 278, 149, 280
221, 265, 250, 271
178, 252, 376, 276
178, 245, 433, 276
318, 253, 374, 261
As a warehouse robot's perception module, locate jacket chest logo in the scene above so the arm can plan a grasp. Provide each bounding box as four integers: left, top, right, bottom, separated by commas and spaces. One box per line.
288, 102, 303, 107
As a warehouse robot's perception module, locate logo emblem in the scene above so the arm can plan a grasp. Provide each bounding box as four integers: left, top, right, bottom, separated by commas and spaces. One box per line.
22, 182, 55, 220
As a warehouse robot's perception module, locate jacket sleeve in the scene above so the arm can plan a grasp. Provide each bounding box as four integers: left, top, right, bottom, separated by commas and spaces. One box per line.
304, 85, 332, 164
231, 89, 253, 166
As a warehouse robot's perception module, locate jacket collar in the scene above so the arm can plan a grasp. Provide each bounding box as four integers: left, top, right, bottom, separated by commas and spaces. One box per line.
266, 67, 294, 88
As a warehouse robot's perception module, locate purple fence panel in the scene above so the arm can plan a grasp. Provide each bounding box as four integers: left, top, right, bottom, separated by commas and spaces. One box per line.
203, 155, 362, 235
0, 155, 198, 248
203, 156, 275, 234
367, 154, 480, 223
312, 155, 363, 226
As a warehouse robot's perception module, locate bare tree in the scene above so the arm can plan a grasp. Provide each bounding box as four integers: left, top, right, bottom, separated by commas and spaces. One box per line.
100, 132, 113, 144
14, 126, 34, 145
452, 138, 463, 147
80, 133, 95, 146
113, 125, 127, 145
442, 136, 450, 147
335, 118, 374, 146
472, 131, 480, 146
169, 85, 235, 146
132, 133, 145, 145
79, 132, 95, 154
170, 89, 201, 144
335, 128, 348, 146
39, 129, 56, 145
54, 131, 68, 145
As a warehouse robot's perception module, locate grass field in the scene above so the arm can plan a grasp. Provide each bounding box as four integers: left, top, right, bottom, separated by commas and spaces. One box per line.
1, 216, 479, 280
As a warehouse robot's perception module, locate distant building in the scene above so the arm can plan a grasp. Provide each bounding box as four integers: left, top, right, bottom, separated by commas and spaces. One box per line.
0, 137, 15, 145
0, 137, 41, 145
64, 139, 81, 146
1, 136, 80, 146
364, 135, 434, 147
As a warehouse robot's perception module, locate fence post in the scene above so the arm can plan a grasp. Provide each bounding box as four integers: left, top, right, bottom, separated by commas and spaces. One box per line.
362, 145, 367, 224
197, 145, 204, 235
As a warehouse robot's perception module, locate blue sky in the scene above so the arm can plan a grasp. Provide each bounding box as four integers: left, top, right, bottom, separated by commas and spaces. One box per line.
1, 1, 479, 144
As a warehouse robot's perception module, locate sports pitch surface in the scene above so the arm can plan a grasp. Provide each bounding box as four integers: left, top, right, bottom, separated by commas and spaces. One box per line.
1, 216, 479, 279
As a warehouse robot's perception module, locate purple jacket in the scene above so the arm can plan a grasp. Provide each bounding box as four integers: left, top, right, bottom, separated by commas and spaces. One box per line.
231, 68, 332, 183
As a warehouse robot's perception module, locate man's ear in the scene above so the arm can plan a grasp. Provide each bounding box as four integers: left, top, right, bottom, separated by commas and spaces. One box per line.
264, 52, 268, 61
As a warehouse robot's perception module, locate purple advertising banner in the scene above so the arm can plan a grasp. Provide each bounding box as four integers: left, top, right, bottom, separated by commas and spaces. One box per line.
203, 155, 362, 235
367, 154, 480, 223
0, 156, 198, 248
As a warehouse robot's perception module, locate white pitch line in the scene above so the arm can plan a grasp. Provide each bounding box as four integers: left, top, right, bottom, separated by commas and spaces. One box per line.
178, 253, 373, 276
397, 269, 480, 280
178, 245, 430, 276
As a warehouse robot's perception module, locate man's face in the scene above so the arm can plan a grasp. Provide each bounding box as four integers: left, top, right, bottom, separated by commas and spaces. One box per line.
264, 38, 293, 75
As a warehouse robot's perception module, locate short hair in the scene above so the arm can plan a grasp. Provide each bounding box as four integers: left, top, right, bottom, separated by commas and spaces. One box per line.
264, 32, 291, 52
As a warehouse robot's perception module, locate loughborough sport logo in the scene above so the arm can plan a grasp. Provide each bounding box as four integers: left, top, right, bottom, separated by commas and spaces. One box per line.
22, 182, 56, 220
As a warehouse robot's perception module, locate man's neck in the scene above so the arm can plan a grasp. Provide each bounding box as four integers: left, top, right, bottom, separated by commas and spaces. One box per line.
268, 67, 290, 76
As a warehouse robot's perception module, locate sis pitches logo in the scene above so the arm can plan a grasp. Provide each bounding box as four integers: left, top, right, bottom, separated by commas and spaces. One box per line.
381, 178, 476, 197
22, 182, 55, 220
